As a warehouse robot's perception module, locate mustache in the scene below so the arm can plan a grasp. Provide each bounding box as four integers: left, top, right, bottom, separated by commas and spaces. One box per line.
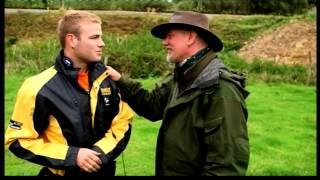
165, 46, 172, 51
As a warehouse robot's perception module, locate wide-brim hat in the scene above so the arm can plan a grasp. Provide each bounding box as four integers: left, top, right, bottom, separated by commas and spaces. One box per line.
151, 11, 223, 52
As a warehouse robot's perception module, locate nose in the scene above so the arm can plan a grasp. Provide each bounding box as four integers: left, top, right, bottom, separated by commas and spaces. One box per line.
162, 38, 168, 46
99, 38, 105, 47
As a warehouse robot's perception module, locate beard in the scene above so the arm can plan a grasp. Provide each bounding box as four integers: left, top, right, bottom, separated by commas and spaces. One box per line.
166, 53, 177, 64
166, 53, 172, 63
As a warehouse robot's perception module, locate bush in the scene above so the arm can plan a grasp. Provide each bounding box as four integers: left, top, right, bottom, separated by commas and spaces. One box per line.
4, 11, 315, 85
104, 30, 171, 78
220, 52, 313, 85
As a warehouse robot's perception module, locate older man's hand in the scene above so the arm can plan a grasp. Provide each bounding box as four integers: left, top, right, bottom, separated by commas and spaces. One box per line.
106, 66, 122, 81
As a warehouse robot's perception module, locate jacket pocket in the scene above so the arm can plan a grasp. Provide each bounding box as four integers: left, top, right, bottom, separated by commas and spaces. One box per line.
204, 116, 223, 136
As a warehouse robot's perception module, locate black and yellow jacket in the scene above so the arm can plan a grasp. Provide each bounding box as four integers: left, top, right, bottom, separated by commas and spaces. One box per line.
5, 51, 134, 176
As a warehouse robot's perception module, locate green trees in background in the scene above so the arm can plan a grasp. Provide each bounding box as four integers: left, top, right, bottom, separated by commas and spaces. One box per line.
173, 0, 313, 15
248, 0, 309, 15
4, 0, 172, 12
5, 0, 315, 15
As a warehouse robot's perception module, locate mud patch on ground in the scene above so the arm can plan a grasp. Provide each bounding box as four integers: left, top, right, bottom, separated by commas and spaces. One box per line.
238, 20, 316, 66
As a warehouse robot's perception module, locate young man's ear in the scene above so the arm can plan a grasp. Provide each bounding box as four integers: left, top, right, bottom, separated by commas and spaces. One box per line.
65, 34, 78, 49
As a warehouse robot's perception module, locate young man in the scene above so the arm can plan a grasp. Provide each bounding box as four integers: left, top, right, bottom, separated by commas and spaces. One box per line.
107, 11, 250, 176
5, 10, 134, 176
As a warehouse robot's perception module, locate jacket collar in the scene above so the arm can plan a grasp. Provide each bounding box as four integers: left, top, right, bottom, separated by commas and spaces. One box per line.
191, 55, 228, 89
175, 49, 228, 95
190, 53, 249, 98
166, 50, 249, 111
175, 47, 211, 75
176, 49, 249, 97
54, 50, 107, 86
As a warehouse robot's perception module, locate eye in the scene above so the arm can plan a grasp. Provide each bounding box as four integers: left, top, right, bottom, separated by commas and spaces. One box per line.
166, 34, 173, 39
90, 35, 100, 39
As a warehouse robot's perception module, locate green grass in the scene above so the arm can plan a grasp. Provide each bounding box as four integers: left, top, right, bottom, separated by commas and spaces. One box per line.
245, 83, 316, 176
4, 75, 316, 176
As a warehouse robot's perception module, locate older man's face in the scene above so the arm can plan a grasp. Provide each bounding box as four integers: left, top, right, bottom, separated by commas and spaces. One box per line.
162, 29, 191, 63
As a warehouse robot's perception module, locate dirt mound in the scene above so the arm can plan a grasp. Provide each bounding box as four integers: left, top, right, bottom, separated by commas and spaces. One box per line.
238, 20, 316, 66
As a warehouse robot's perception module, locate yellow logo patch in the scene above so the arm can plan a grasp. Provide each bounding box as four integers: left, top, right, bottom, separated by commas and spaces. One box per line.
101, 88, 111, 95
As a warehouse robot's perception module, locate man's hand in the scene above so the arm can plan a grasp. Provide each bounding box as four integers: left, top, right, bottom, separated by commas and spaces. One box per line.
106, 66, 121, 81
76, 148, 102, 173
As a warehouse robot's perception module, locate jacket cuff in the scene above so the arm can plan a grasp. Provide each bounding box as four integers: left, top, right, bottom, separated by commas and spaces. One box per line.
91, 145, 112, 164
65, 146, 79, 167
116, 76, 131, 90
116, 76, 142, 102
91, 145, 104, 154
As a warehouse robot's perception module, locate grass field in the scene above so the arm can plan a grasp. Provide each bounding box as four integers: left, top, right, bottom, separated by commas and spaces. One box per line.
4, 75, 316, 176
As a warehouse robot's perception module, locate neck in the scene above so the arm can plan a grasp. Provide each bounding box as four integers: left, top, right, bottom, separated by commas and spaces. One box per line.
64, 49, 88, 72
180, 42, 208, 62
176, 46, 211, 73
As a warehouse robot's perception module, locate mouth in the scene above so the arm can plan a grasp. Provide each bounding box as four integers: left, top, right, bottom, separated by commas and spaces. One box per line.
166, 47, 172, 53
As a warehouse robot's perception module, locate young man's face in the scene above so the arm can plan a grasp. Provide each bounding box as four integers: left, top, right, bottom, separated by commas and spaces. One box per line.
73, 21, 105, 63
162, 29, 191, 63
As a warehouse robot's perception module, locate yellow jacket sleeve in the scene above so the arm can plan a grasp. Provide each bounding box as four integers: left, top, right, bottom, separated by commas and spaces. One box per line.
93, 100, 134, 163
5, 75, 78, 169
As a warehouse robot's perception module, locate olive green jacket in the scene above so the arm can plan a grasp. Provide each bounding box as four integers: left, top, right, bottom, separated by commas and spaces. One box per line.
116, 50, 250, 176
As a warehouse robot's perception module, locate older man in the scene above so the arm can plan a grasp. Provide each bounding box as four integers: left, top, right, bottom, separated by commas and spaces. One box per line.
107, 11, 250, 176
